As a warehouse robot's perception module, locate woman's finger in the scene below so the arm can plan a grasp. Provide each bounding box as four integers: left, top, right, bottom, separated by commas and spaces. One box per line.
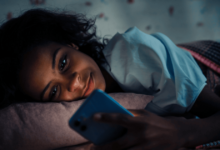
93, 113, 146, 129
91, 131, 139, 150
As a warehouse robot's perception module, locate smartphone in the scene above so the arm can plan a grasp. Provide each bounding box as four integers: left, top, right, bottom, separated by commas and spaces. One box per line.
69, 89, 134, 145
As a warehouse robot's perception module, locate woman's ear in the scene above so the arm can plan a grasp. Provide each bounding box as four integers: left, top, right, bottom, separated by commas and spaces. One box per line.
69, 43, 79, 50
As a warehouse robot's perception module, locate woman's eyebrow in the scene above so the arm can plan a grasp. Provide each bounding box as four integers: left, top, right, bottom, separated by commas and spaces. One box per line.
40, 47, 61, 101
52, 47, 61, 69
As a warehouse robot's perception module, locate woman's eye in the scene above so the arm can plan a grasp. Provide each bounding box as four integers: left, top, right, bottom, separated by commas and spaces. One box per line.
50, 86, 57, 100
60, 55, 67, 71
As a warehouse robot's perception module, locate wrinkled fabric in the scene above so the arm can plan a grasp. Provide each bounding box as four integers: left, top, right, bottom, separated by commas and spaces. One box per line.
102, 27, 207, 115
0, 93, 153, 150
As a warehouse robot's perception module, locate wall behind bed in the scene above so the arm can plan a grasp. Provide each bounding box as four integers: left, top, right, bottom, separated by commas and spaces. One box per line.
0, 0, 220, 44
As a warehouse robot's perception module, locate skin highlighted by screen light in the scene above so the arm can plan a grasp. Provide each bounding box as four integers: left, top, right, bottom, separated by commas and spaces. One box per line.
83, 73, 95, 97
18, 42, 106, 102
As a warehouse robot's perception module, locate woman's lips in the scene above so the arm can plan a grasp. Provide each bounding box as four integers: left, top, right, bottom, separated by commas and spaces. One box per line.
83, 74, 94, 97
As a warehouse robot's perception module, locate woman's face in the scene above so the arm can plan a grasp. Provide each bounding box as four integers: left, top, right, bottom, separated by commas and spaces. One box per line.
18, 42, 106, 102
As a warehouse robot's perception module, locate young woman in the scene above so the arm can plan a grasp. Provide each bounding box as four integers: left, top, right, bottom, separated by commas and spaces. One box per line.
0, 9, 220, 150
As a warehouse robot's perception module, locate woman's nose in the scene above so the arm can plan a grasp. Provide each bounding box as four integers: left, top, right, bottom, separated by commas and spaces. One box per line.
68, 73, 81, 92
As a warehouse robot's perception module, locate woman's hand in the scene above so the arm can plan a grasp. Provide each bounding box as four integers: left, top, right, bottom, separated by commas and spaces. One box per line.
90, 109, 189, 150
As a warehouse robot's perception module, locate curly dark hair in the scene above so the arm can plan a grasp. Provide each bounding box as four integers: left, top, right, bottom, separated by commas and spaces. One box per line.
0, 8, 108, 108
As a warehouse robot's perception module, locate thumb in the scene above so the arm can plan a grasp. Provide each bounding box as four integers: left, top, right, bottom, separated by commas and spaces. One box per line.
128, 109, 150, 117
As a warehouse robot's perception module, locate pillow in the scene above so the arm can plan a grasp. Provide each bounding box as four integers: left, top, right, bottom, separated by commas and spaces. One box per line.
0, 93, 153, 150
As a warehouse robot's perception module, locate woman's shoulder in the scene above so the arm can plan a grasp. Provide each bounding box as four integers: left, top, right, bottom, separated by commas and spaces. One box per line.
102, 26, 169, 56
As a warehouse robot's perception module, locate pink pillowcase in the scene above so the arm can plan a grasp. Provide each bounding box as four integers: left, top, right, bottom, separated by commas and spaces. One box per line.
0, 93, 153, 150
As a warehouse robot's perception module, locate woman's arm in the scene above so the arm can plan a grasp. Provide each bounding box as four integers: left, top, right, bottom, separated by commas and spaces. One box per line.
89, 110, 220, 150
189, 85, 220, 118
182, 84, 220, 147
90, 86, 220, 150
183, 111, 220, 148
